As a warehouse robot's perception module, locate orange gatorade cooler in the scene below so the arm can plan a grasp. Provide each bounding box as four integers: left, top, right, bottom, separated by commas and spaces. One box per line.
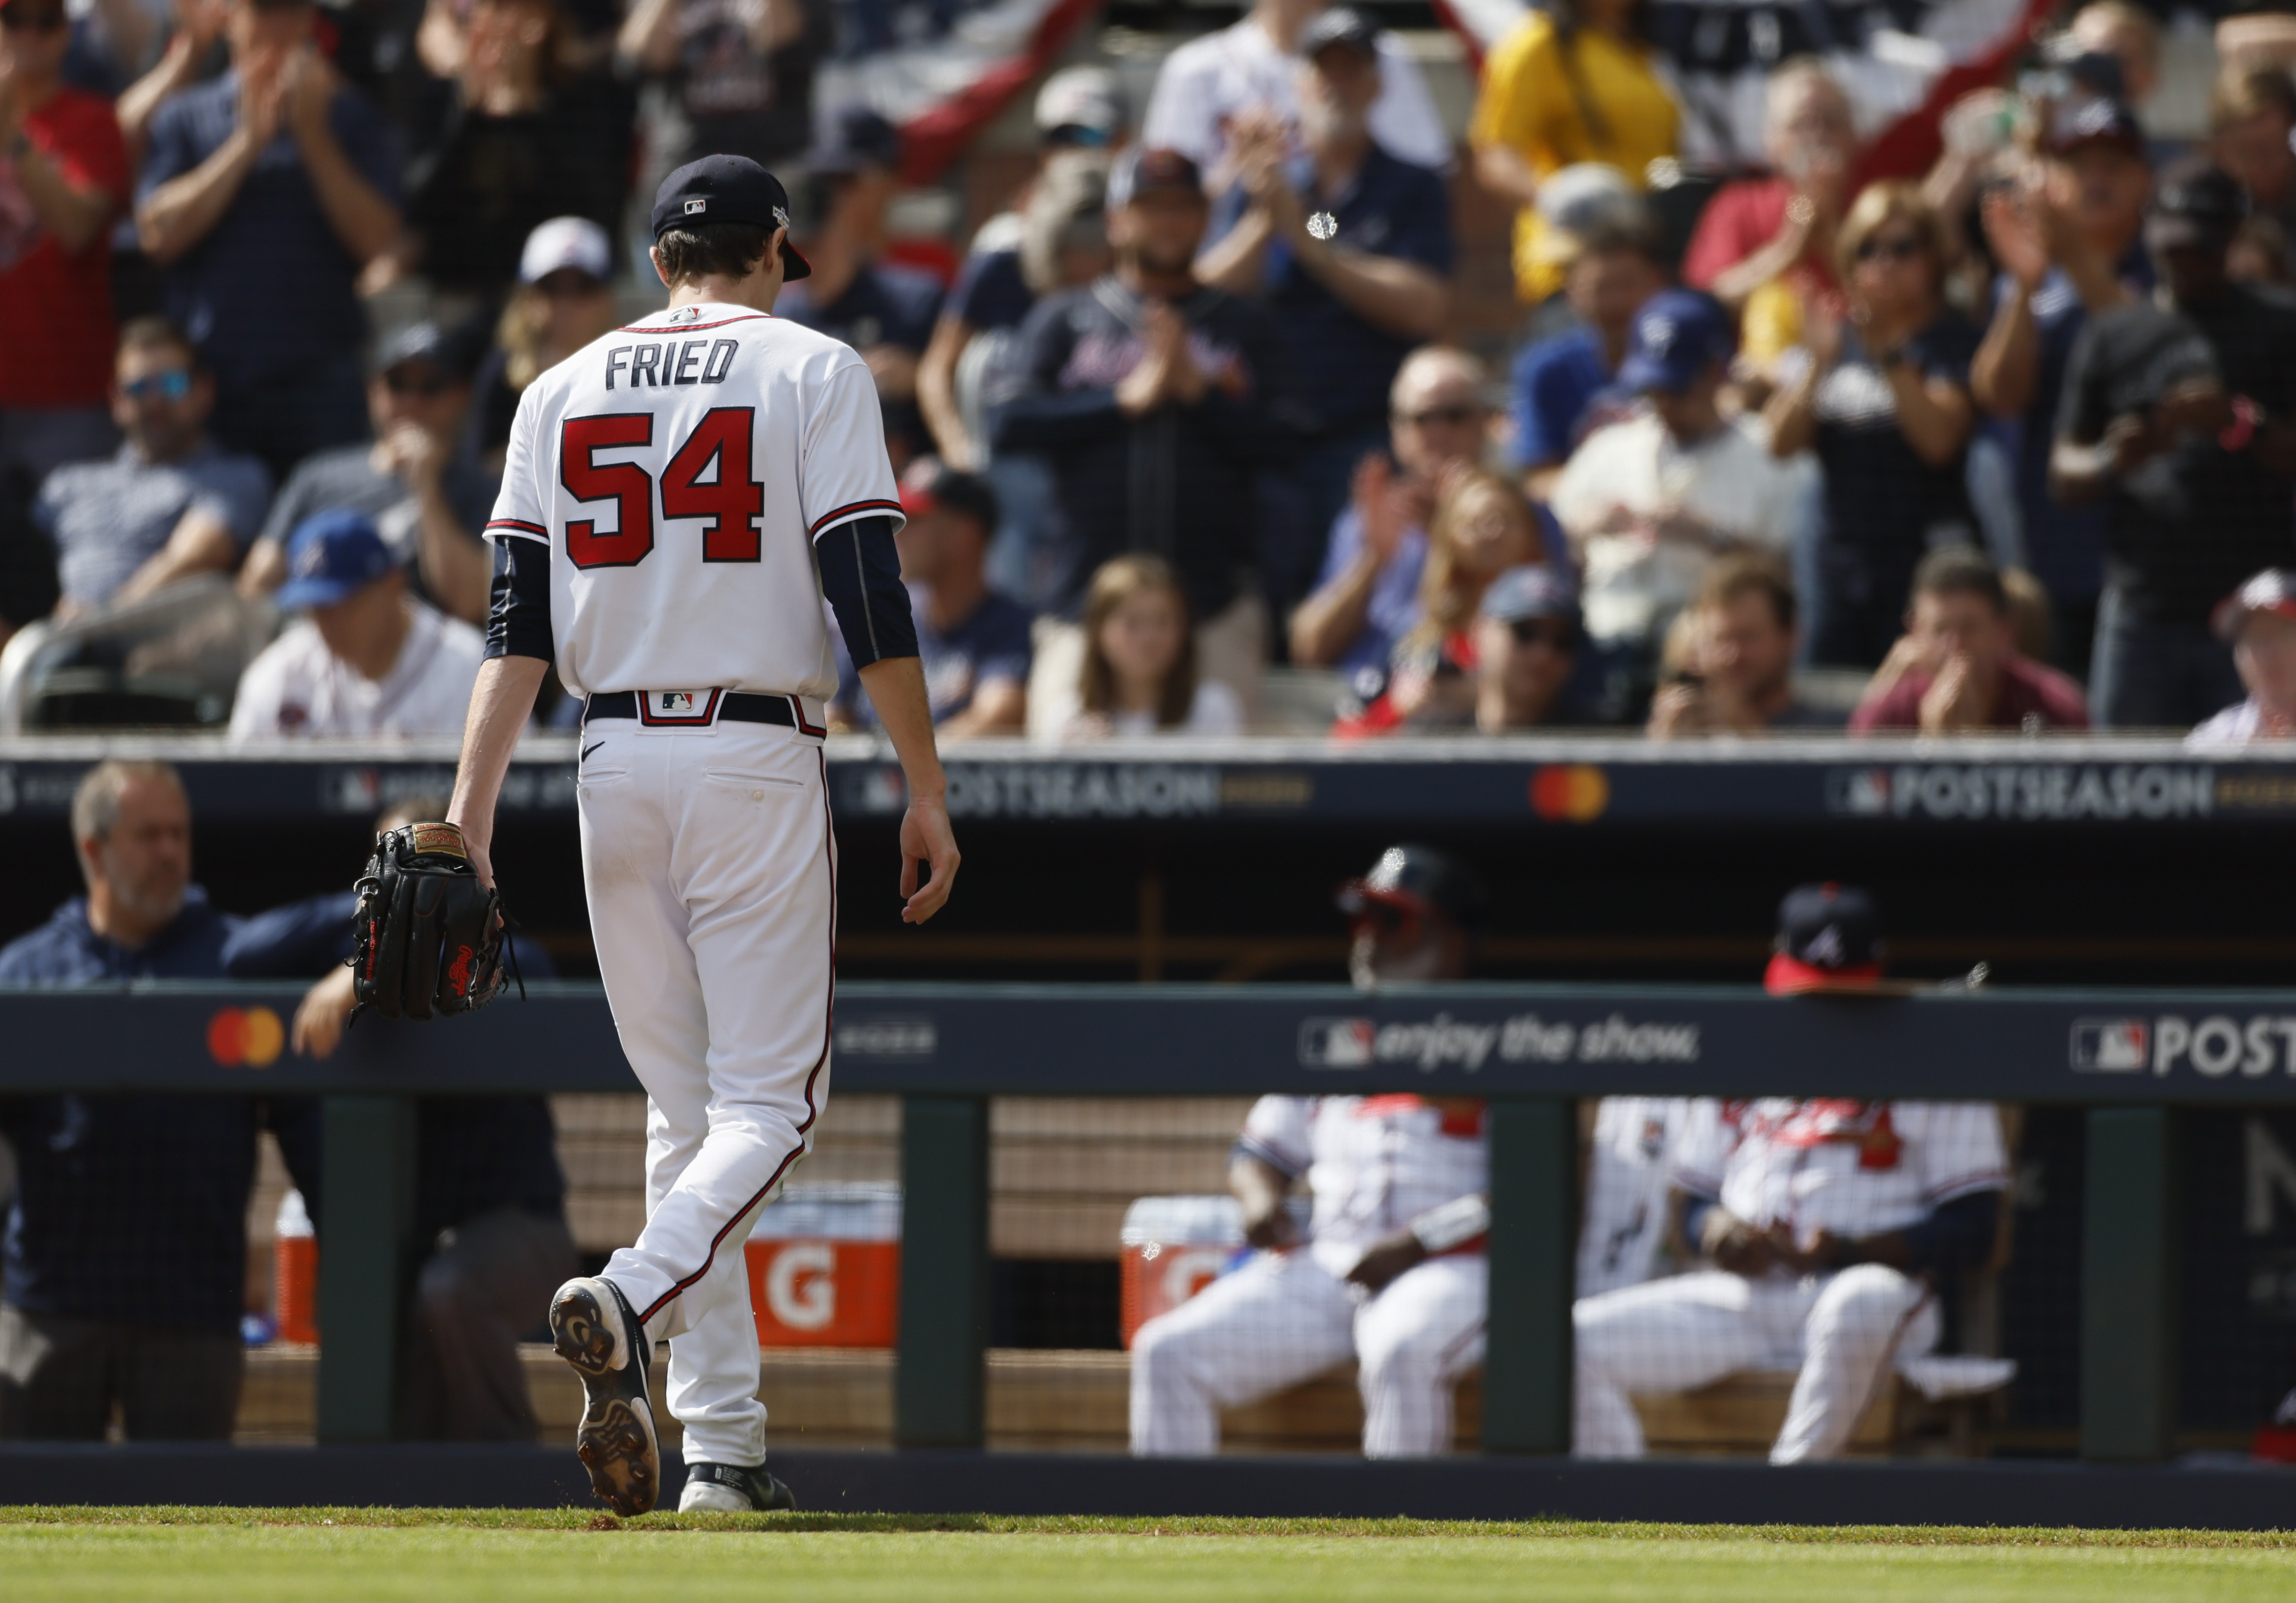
1118, 1195, 1243, 1349
274, 1188, 318, 1345
744, 1184, 901, 1347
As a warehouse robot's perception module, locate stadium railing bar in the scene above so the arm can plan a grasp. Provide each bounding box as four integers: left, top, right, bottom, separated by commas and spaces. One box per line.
1, 981, 2292, 1523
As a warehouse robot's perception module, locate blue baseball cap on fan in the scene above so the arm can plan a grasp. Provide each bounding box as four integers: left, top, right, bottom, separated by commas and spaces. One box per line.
1617, 290, 1735, 395
276, 509, 396, 610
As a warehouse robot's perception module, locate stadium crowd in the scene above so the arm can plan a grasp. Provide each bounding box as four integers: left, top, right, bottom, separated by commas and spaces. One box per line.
7, 0, 2296, 739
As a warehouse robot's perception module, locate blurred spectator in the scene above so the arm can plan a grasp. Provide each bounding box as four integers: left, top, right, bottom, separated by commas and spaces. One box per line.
1044, 553, 1241, 739
993, 147, 1297, 735
228, 507, 483, 739
1341, 465, 1550, 736
1574, 884, 2010, 1463
1766, 183, 1978, 669
376, 0, 629, 299
1850, 546, 2087, 734
34, 317, 269, 618
1552, 289, 1803, 667
830, 459, 1029, 740
2211, 67, 2296, 245
1290, 346, 1487, 674
1131, 844, 1488, 1458
918, 70, 1122, 473
222, 794, 576, 1441
775, 106, 943, 471
918, 148, 1112, 607
1141, 0, 1450, 195
1198, 8, 1453, 622
1507, 200, 1666, 500
1681, 59, 1854, 318
240, 320, 494, 625
2065, 1, 2161, 114
1647, 554, 1840, 736
1470, 563, 1585, 731
135, 0, 402, 482
2190, 568, 2296, 747
1971, 98, 2151, 679
465, 216, 621, 476
616, 0, 818, 174
2051, 160, 2296, 729
0, 759, 317, 1441
2230, 213, 2294, 287
1467, 0, 1677, 306
0, 0, 130, 490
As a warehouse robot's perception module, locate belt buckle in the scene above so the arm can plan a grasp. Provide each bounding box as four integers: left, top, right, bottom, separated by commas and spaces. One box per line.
637, 688, 722, 727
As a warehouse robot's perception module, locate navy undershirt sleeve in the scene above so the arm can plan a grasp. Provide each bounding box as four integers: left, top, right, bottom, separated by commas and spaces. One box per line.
485, 536, 553, 662
816, 514, 919, 670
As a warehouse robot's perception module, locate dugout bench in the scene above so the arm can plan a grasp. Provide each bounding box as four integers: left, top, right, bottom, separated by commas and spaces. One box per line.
0, 981, 2266, 1464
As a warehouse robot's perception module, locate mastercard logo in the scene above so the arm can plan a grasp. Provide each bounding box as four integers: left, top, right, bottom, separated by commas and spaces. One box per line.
1529, 764, 1609, 823
208, 1006, 285, 1068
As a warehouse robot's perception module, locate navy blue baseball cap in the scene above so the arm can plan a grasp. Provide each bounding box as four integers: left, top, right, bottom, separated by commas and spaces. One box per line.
807, 105, 904, 176
650, 155, 812, 280
1766, 882, 1884, 995
1618, 290, 1735, 394
1109, 146, 1204, 208
277, 509, 396, 610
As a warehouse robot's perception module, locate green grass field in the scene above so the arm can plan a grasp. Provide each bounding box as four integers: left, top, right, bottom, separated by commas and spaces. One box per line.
5, 1511, 2294, 1602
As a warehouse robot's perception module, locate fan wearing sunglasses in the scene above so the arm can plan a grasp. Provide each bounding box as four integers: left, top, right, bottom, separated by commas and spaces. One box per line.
0, 0, 131, 492
1766, 182, 1980, 670
32, 317, 271, 621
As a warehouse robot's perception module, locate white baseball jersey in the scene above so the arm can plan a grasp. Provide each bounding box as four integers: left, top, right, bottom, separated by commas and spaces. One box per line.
1576, 1097, 1703, 1298
483, 302, 902, 703
1238, 1095, 1487, 1280
1672, 1099, 2009, 1242
228, 599, 483, 742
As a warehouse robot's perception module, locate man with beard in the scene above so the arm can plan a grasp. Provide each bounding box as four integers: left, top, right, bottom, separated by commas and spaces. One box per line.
1129, 844, 1493, 1459
993, 145, 1300, 733
0, 760, 318, 1439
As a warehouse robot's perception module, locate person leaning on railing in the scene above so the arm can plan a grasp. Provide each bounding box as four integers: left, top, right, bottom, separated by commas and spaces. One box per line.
0, 759, 319, 1442
1848, 547, 2088, 735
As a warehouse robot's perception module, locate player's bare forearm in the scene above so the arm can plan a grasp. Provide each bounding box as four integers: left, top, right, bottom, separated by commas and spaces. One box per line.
856, 654, 960, 923
1229, 1154, 1296, 1248
445, 655, 548, 884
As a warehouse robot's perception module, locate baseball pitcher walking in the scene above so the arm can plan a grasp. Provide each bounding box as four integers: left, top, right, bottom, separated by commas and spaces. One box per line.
445, 155, 959, 1515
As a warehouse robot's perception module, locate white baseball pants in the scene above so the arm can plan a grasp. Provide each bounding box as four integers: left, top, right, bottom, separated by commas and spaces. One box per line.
575, 715, 835, 1470
1572, 1265, 1938, 1463
1129, 1249, 1486, 1458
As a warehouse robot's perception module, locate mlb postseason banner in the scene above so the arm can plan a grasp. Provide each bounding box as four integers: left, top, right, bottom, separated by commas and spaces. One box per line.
7, 981, 2296, 1104
3, 736, 2296, 829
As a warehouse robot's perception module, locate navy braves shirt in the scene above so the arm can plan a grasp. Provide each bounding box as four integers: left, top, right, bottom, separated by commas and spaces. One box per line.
0, 890, 320, 1332
138, 74, 402, 398
1216, 142, 1455, 438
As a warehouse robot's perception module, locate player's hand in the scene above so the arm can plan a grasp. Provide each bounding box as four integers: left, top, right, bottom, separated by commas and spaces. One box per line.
1702, 1208, 1779, 1277
1344, 1228, 1429, 1295
897, 793, 958, 924
292, 966, 359, 1059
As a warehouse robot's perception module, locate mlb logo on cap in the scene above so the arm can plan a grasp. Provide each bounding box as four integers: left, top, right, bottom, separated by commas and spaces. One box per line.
685, 198, 707, 215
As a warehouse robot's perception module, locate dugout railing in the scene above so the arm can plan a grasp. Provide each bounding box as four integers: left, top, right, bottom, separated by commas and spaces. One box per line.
1, 981, 2283, 1467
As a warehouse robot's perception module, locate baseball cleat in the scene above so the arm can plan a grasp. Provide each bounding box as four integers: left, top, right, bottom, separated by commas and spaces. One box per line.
549, 1276, 660, 1516
679, 1460, 797, 1514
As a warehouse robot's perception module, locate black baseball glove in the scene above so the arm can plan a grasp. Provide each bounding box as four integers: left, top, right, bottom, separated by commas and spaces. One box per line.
350, 821, 514, 1022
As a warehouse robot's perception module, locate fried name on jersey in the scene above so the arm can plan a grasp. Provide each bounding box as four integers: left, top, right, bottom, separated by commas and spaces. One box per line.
605, 339, 742, 390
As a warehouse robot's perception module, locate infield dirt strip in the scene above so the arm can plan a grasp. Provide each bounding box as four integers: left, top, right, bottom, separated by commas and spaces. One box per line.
2, 1513, 2294, 1603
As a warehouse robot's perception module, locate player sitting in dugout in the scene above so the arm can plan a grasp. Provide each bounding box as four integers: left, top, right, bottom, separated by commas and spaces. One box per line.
1572, 884, 2011, 1462
1129, 845, 1492, 1458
